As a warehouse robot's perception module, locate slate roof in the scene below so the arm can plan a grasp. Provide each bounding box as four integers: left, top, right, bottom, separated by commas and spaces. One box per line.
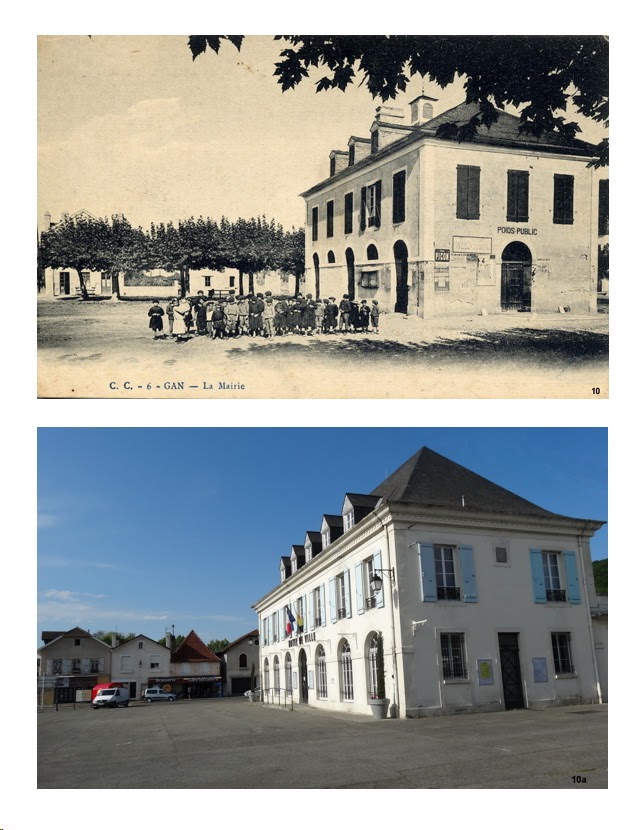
322, 514, 344, 528
171, 630, 221, 663
370, 446, 561, 518
301, 100, 596, 198
219, 630, 259, 653
344, 493, 381, 509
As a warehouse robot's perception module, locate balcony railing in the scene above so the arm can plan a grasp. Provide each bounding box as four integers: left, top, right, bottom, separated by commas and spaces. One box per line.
314, 617, 322, 628
337, 607, 347, 619
546, 589, 567, 602
437, 586, 461, 601
365, 596, 377, 609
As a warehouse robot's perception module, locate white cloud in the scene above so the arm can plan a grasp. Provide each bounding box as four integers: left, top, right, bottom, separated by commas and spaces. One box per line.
42, 589, 106, 601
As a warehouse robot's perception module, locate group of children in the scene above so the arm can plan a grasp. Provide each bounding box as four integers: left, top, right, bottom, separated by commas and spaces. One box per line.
147, 291, 381, 341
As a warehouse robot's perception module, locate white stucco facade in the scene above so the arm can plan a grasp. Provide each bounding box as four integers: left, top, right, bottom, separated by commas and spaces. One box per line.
253, 449, 605, 719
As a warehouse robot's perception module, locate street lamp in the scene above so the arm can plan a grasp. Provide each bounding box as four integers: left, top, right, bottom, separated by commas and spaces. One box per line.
370, 567, 395, 594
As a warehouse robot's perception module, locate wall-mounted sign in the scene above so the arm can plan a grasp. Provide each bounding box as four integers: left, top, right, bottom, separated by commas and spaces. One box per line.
532, 657, 548, 683
453, 236, 493, 255
477, 659, 494, 685
497, 226, 538, 236
435, 248, 450, 262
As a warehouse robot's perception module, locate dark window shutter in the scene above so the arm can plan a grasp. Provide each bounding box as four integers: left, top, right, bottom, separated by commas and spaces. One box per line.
598, 179, 609, 236
311, 207, 318, 242
374, 180, 382, 227
553, 174, 574, 224
457, 166, 480, 220
393, 170, 406, 223
507, 170, 529, 222
360, 187, 366, 231
344, 192, 353, 234
327, 200, 334, 238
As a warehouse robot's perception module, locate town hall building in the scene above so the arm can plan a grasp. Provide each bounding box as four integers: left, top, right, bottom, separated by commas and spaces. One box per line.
301, 96, 607, 316
252, 447, 605, 718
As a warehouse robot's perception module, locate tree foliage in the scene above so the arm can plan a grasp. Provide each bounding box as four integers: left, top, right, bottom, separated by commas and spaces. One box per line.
93, 630, 137, 645
207, 638, 230, 653
592, 559, 608, 594
189, 35, 608, 166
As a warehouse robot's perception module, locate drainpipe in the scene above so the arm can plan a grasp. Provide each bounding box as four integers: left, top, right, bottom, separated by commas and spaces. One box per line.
373, 508, 400, 717
578, 526, 602, 704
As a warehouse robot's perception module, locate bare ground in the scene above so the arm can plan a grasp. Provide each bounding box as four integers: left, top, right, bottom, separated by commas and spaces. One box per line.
37, 298, 609, 399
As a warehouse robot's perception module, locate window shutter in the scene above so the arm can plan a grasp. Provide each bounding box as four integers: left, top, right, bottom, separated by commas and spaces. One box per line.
529, 549, 547, 603
354, 562, 364, 615
563, 551, 581, 603
344, 569, 352, 618
329, 577, 337, 623
308, 591, 315, 629
302, 595, 307, 631
460, 544, 478, 602
320, 584, 326, 626
374, 180, 382, 227
280, 608, 285, 640
393, 170, 406, 223
553, 174, 574, 224
373, 550, 385, 608
360, 187, 367, 231
507, 170, 529, 222
419, 543, 437, 601
468, 167, 480, 219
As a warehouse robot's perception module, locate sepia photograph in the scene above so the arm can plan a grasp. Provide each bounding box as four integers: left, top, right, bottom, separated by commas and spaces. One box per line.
37, 35, 609, 399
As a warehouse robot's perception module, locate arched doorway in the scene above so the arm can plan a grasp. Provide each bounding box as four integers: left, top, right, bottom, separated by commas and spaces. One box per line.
313, 253, 320, 300
298, 650, 308, 703
345, 248, 355, 299
393, 240, 409, 313
501, 242, 532, 311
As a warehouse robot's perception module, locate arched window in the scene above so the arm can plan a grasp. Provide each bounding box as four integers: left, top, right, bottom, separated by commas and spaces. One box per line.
340, 641, 354, 701
285, 653, 293, 694
316, 646, 328, 699
274, 656, 280, 691
264, 658, 270, 693
366, 244, 379, 261
368, 634, 379, 697
327, 250, 336, 264
239, 653, 247, 669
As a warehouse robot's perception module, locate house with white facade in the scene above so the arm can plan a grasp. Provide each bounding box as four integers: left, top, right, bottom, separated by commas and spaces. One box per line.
219, 630, 260, 696
110, 635, 172, 700
38, 627, 112, 705
301, 97, 608, 317
253, 447, 605, 718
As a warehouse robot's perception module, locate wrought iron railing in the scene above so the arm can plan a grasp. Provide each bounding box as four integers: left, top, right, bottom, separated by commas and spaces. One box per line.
546, 589, 567, 602
262, 686, 294, 709
437, 586, 461, 601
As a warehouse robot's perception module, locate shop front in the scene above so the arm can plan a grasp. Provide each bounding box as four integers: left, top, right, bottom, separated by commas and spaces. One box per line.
149, 675, 222, 699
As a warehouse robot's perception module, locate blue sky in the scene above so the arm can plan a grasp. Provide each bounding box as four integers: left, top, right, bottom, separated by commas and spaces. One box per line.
37, 428, 607, 647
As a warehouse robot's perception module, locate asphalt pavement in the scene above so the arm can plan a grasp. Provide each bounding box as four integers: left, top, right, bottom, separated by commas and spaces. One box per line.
37, 697, 607, 789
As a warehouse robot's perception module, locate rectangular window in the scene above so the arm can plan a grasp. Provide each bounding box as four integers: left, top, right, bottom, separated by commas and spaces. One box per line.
336, 573, 347, 618
495, 546, 508, 564
553, 174, 574, 224
371, 130, 379, 153
598, 179, 609, 236
204, 276, 212, 287
138, 641, 144, 649
507, 170, 529, 222
551, 632, 574, 675
360, 270, 379, 288
434, 545, 460, 600
271, 612, 278, 642
542, 551, 566, 602
90, 659, 100, 673
348, 144, 355, 166
392, 170, 406, 223
457, 165, 480, 220
72, 659, 82, 673
364, 557, 377, 609
120, 655, 132, 672
313, 587, 323, 628
344, 192, 354, 234
326, 200, 334, 238
229, 276, 236, 288
52, 659, 62, 674
150, 656, 160, 670
311, 206, 319, 242
360, 181, 382, 230
344, 510, 355, 532
322, 528, 331, 549
441, 633, 467, 679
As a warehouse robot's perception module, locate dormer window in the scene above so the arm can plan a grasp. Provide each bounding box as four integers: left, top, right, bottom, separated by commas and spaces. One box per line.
371, 130, 379, 153
344, 510, 355, 531
348, 144, 355, 166
305, 543, 313, 563
322, 529, 331, 549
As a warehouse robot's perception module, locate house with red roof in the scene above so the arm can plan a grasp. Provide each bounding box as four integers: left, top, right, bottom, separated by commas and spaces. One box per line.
148, 630, 222, 699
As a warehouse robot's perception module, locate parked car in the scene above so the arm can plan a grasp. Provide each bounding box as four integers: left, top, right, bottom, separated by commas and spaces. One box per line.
143, 687, 177, 702
93, 687, 130, 708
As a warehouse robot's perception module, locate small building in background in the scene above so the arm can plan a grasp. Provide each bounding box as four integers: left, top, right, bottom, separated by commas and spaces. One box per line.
38, 627, 112, 705
218, 630, 260, 696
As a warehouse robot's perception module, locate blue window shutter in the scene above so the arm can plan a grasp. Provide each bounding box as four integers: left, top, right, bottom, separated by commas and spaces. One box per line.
329, 577, 336, 623
460, 545, 478, 602
302, 595, 307, 630
373, 550, 385, 608
344, 569, 352, 618
529, 549, 547, 603
308, 592, 315, 629
419, 543, 437, 601
280, 608, 285, 640
320, 584, 326, 626
563, 551, 581, 603
354, 563, 364, 615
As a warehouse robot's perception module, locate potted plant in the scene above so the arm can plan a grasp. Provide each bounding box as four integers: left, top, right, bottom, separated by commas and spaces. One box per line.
248, 662, 259, 703
369, 632, 390, 719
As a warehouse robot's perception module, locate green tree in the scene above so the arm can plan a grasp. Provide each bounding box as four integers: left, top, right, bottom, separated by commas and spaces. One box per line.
207, 638, 230, 653
93, 631, 137, 645
189, 35, 608, 166
592, 559, 608, 594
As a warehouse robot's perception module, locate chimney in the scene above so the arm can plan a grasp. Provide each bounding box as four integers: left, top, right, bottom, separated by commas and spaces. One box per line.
409, 94, 438, 126
371, 105, 408, 152
44, 211, 52, 230
165, 627, 175, 651
374, 105, 405, 124
111, 632, 117, 648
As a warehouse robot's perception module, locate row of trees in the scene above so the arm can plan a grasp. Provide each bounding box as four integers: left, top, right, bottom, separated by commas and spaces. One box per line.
38, 213, 305, 299
94, 630, 231, 653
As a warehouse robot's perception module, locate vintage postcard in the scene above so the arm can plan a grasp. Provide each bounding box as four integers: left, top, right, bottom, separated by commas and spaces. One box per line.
37, 35, 608, 399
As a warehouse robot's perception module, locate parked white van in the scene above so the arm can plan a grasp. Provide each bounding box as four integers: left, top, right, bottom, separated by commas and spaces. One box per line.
92, 687, 130, 708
